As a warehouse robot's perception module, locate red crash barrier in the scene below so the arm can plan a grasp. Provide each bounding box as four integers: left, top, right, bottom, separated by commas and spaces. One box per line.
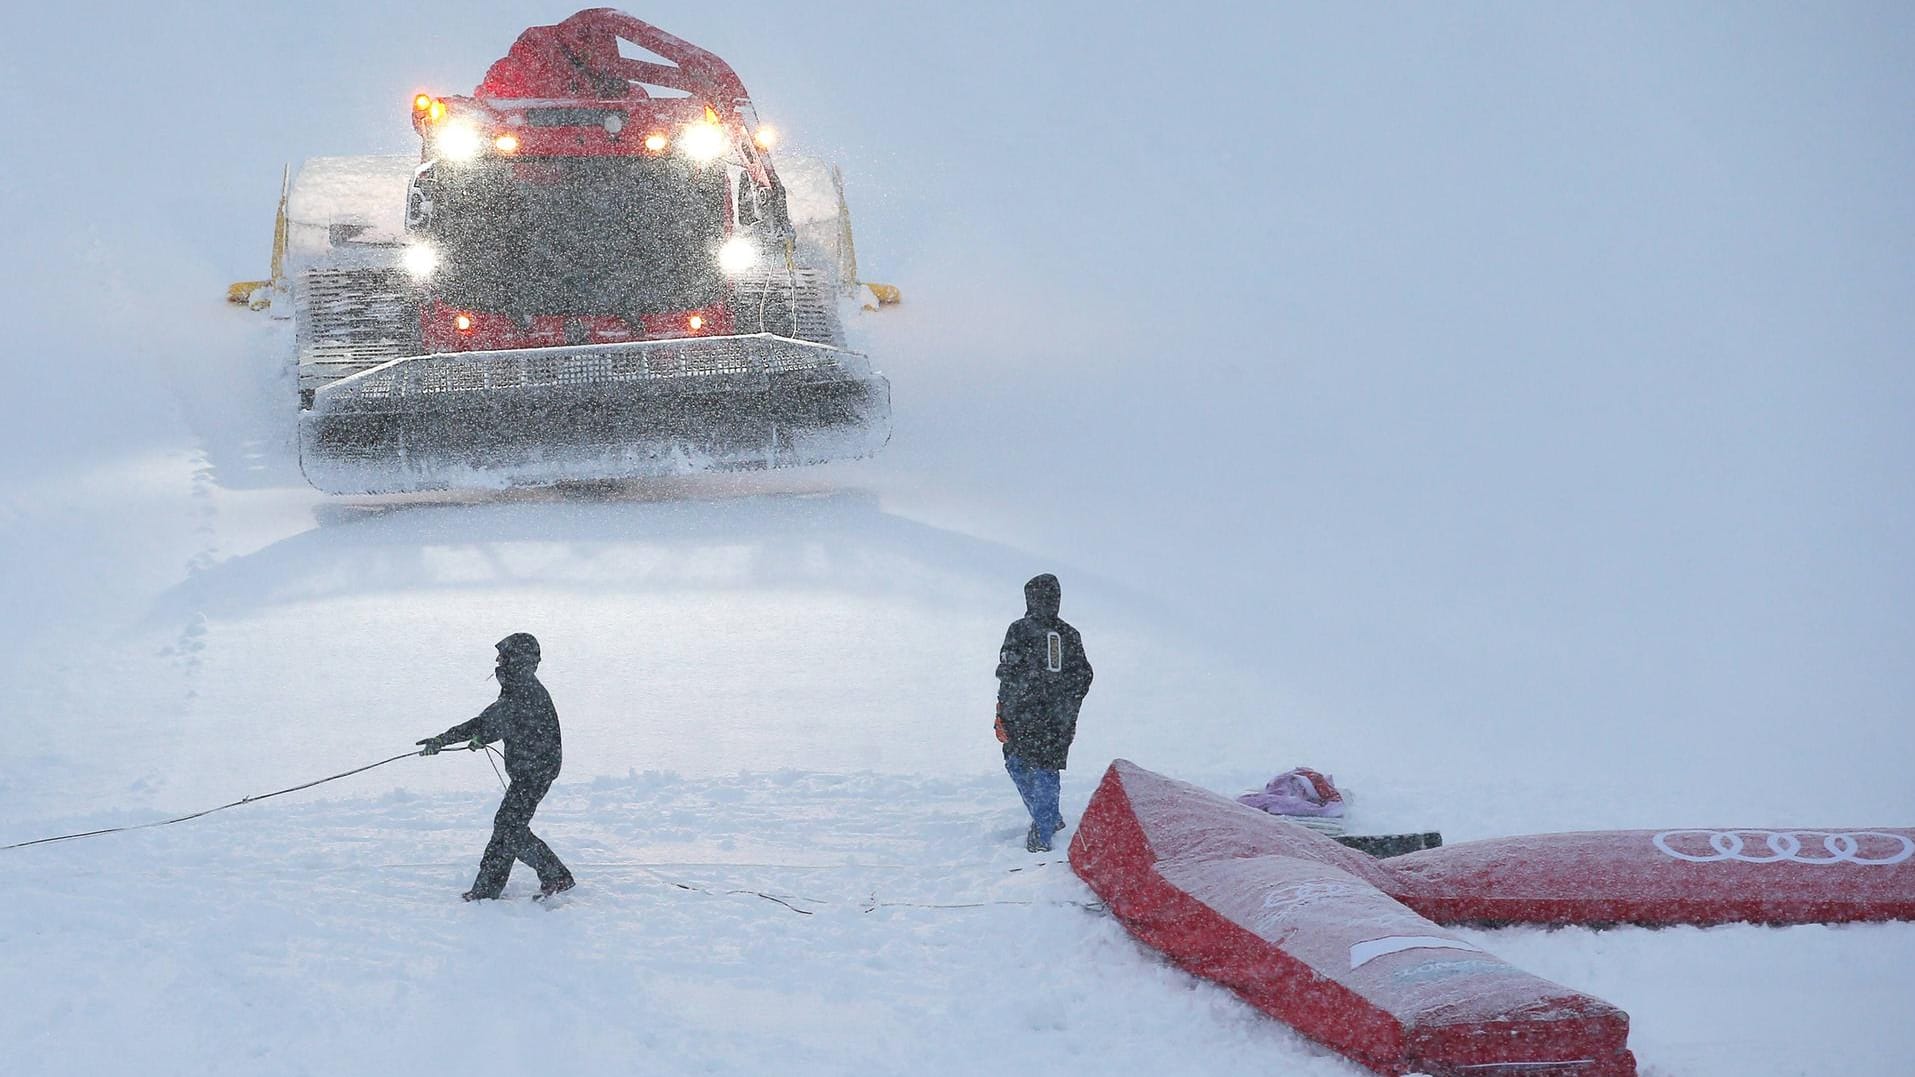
1071, 760, 1637, 1077
1390, 827, 1915, 927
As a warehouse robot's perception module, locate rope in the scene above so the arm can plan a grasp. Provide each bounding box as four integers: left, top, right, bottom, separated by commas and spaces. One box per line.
860, 897, 1106, 914
650, 875, 819, 916
0, 749, 424, 852
481, 744, 508, 791
627, 861, 1106, 917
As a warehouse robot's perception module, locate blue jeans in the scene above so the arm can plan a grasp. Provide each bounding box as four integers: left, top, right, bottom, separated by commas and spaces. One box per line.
1005, 753, 1063, 835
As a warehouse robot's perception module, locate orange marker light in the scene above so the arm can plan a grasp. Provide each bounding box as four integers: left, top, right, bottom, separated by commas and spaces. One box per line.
454, 313, 474, 332
427, 100, 446, 123
413, 94, 433, 112
752, 126, 777, 150
643, 133, 669, 153
494, 133, 520, 155
687, 315, 705, 331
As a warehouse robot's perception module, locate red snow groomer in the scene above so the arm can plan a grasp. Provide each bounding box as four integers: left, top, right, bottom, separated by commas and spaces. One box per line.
272, 9, 892, 494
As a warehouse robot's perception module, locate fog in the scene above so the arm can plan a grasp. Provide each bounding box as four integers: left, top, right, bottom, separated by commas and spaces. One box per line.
4, 0, 1911, 854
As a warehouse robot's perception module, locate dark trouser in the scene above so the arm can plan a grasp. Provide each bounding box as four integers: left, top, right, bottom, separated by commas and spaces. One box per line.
470, 771, 570, 898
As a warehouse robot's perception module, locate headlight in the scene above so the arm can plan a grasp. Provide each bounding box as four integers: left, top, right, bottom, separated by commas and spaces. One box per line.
679, 121, 726, 162
436, 120, 484, 163
402, 244, 440, 279
717, 236, 759, 274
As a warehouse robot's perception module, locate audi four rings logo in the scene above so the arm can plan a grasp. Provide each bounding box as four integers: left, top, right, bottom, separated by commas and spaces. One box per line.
1652, 829, 1914, 866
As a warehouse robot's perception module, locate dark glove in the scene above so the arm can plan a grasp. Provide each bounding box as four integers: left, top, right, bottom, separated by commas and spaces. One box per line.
465, 737, 487, 752
417, 736, 445, 756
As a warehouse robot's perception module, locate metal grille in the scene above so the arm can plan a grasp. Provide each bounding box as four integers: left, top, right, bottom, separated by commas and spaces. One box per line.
294, 266, 419, 380
731, 266, 844, 347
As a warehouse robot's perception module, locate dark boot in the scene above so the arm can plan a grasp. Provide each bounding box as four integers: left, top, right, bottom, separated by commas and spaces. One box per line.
1026, 823, 1052, 853
539, 874, 576, 899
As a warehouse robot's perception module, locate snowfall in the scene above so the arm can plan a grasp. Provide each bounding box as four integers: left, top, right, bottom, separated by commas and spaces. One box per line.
2, 4, 1911, 1075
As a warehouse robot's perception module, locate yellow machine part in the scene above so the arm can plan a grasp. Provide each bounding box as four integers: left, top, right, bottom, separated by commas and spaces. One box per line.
827, 164, 902, 312
860, 281, 902, 310
225, 280, 270, 305
227, 167, 289, 310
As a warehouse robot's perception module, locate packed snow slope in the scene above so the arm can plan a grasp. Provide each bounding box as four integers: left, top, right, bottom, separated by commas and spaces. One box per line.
2, 4, 1912, 1075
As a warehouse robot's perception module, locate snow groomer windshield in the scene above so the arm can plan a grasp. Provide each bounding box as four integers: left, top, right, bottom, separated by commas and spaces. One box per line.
419, 155, 728, 318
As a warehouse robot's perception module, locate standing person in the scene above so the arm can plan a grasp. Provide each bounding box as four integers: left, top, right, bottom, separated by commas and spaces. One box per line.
995, 573, 1093, 852
417, 632, 576, 901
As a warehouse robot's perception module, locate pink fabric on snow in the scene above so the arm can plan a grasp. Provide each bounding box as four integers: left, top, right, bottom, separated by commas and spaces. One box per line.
1237, 767, 1346, 818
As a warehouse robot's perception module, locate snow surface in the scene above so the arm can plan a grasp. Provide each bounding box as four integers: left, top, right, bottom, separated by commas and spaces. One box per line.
3, 3, 1913, 1075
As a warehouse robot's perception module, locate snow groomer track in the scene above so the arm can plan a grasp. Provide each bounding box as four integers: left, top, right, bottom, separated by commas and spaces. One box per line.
300, 333, 890, 494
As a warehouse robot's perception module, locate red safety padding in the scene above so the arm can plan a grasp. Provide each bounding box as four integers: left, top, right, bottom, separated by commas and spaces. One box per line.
1071, 761, 1637, 1077
1390, 828, 1915, 927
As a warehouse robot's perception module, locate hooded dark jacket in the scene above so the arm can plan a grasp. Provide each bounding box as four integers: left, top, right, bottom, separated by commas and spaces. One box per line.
433, 633, 563, 782
995, 574, 1093, 770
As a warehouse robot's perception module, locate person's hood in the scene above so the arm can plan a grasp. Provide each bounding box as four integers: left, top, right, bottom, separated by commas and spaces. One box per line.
495, 632, 541, 682
1023, 574, 1061, 621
